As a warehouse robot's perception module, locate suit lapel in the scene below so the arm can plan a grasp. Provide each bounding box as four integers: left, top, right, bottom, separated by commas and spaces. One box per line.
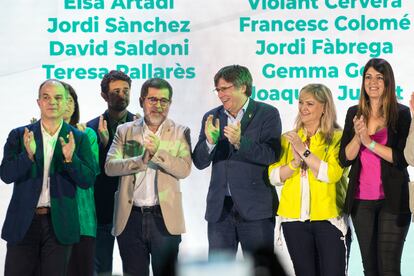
33, 121, 44, 176
123, 118, 145, 157
240, 99, 257, 133
50, 122, 68, 174
217, 108, 227, 140
161, 119, 173, 140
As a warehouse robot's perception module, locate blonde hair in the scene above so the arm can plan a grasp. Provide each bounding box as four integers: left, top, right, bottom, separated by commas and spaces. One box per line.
294, 83, 340, 143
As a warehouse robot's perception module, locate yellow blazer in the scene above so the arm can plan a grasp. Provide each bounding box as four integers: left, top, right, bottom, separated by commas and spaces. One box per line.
269, 128, 345, 220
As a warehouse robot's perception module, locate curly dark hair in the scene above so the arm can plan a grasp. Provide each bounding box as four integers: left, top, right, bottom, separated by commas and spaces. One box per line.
101, 70, 132, 94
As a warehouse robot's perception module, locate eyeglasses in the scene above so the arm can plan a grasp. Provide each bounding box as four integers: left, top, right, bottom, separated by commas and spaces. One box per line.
213, 85, 234, 94
146, 97, 170, 107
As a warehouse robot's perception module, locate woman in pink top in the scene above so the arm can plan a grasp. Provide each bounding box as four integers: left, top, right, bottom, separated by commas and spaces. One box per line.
339, 58, 411, 276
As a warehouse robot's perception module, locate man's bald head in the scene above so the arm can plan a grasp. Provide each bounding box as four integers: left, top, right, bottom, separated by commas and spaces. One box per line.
38, 79, 67, 99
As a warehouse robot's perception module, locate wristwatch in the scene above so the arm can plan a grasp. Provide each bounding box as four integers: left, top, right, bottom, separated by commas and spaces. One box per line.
303, 149, 311, 158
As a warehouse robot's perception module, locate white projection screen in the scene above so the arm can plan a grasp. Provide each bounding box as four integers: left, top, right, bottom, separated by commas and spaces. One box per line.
0, 0, 413, 275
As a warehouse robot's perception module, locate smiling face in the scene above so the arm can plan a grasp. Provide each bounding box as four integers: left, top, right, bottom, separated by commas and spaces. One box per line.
364, 66, 385, 101
298, 91, 325, 131
143, 87, 170, 130
37, 81, 67, 121
216, 78, 247, 117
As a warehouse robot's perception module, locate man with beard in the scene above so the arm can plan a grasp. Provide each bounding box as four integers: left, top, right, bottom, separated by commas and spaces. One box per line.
86, 70, 136, 276
105, 78, 191, 276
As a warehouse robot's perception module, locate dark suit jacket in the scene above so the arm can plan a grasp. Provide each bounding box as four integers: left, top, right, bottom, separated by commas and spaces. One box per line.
339, 104, 411, 214
193, 99, 281, 222
0, 121, 96, 244
87, 110, 135, 224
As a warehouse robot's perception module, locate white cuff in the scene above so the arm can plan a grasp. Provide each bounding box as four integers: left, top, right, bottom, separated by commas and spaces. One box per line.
269, 167, 283, 186
317, 160, 329, 182
206, 140, 216, 154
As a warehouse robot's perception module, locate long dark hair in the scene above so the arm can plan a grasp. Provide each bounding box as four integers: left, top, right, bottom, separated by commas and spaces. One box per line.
357, 58, 398, 130
61, 82, 80, 126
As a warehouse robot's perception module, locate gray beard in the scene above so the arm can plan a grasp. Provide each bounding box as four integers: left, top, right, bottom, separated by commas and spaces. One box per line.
144, 114, 165, 128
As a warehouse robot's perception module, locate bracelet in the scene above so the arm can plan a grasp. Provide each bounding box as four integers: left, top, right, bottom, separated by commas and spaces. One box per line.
368, 141, 377, 151
288, 161, 299, 170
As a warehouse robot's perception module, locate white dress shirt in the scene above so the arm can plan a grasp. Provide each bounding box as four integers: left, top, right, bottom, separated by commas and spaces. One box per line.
133, 121, 166, 207
37, 121, 63, 207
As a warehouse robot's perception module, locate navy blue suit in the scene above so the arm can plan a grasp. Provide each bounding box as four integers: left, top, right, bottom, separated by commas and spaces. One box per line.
1, 121, 95, 245
1, 121, 96, 276
193, 99, 281, 255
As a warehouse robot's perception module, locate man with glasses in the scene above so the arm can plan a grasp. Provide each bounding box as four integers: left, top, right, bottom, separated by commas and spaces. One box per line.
86, 70, 137, 276
193, 65, 282, 258
105, 78, 192, 276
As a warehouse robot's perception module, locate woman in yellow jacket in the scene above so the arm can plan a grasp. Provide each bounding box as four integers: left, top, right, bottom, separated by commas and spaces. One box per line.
269, 83, 349, 276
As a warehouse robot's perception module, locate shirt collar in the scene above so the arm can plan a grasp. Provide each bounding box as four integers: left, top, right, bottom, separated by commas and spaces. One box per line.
298, 127, 323, 144
143, 120, 166, 136
224, 97, 250, 119
40, 120, 63, 139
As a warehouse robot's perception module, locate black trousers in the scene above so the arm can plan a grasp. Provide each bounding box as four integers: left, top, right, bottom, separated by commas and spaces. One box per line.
67, 236, 96, 276
5, 214, 72, 276
282, 220, 349, 276
351, 200, 410, 276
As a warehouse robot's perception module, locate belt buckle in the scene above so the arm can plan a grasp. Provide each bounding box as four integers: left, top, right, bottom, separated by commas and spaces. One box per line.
35, 207, 50, 215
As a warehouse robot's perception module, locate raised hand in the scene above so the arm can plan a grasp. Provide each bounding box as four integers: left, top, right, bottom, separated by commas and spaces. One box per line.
204, 115, 220, 145
144, 133, 160, 156
98, 115, 109, 147
133, 113, 141, 120
224, 121, 241, 147
354, 116, 370, 146
60, 131, 75, 163
76, 123, 87, 132
291, 141, 302, 167
285, 131, 306, 155
23, 127, 36, 161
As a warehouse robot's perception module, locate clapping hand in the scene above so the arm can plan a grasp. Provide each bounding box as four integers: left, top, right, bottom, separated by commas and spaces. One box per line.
205, 115, 220, 145
59, 131, 75, 163
23, 127, 36, 161
285, 131, 306, 155
224, 121, 241, 147
98, 115, 109, 147
144, 133, 160, 157
353, 115, 370, 146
